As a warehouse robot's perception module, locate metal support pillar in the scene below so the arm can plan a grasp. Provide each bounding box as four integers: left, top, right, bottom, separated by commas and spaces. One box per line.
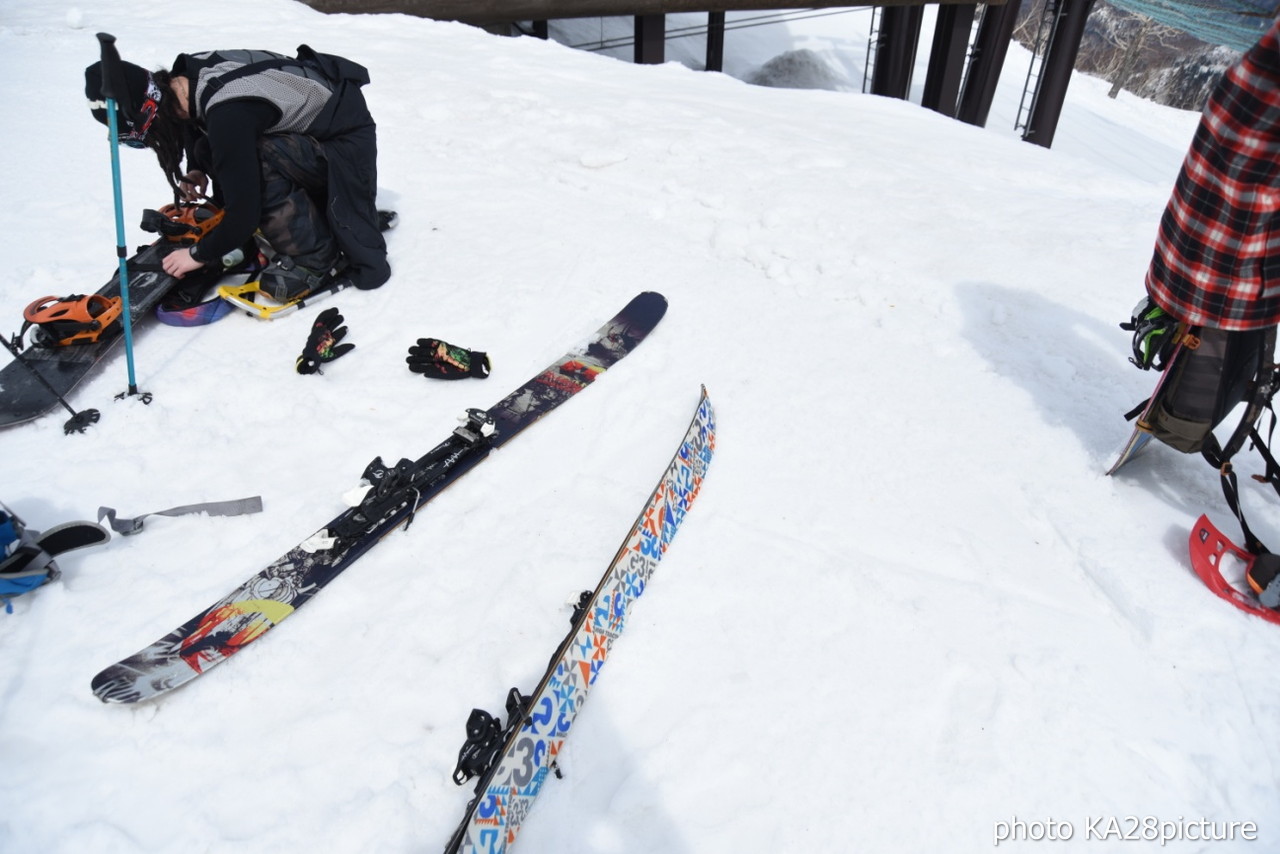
1022, 0, 1095, 147
869, 5, 923, 100
921, 3, 977, 117
634, 14, 665, 64
956, 0, 1023, 127
706, 11, 726, 71
531, 19, 549, 38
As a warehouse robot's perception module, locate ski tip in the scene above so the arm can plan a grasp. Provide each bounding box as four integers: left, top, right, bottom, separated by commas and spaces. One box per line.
632, 291, 666, 307
626, 291, 668, 324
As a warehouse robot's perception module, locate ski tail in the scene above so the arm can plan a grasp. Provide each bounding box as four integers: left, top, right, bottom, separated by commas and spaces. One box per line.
444, 386, 715, 854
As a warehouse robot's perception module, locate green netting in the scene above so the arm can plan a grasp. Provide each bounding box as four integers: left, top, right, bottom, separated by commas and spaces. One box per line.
1105, 0, 1276, 50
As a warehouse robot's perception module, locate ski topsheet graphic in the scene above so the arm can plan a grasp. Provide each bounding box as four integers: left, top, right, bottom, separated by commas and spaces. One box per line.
445, 386, 715, 854
90, 292, 667, 703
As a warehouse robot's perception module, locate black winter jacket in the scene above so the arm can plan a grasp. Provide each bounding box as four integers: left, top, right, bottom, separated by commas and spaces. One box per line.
175, 47, 388, 289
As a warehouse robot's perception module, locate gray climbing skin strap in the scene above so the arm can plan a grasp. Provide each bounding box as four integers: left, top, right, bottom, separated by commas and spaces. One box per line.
98, 496, 263, 535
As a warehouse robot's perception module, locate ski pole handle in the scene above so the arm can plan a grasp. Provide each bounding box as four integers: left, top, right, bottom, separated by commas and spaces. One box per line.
95, 32, 137, 124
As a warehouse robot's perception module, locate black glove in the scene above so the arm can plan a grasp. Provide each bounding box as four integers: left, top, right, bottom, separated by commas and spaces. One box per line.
1119, 295, 1180, 370
406, 338, 491, 380
296, 307, 355, 375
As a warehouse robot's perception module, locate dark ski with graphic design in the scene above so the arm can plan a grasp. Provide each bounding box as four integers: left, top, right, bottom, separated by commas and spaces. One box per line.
90, 292, 667, 703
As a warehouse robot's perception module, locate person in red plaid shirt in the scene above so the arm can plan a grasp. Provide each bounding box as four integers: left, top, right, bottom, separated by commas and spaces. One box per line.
1145, 17, 1280, 332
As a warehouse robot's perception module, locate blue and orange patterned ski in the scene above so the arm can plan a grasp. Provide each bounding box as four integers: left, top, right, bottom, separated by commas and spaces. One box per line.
445, 386, 715, 854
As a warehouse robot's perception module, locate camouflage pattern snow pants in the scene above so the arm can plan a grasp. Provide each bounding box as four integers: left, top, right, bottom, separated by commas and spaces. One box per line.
257, 134, 338, 274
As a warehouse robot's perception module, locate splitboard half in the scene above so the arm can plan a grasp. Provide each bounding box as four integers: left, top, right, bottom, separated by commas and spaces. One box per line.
0, 240, 183, 428
1106, 339, 1189, 476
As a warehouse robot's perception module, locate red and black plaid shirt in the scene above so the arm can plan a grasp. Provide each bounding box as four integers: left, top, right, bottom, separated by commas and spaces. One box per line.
1147, 18, 1280, 331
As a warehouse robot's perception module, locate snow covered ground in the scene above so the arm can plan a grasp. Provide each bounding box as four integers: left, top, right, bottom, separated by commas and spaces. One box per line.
2, 2, 1276, 852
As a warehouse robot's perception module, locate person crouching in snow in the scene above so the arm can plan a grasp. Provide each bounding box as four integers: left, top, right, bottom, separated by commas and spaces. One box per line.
84, 46, 390, 301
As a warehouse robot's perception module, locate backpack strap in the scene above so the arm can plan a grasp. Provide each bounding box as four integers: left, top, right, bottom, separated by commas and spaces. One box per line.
1201, 326, 1280, 558
1249, 418, 1280, 498
1204, 436, 1271, 554
1123, 397, 1150, 422
1220, 327, 1277, 461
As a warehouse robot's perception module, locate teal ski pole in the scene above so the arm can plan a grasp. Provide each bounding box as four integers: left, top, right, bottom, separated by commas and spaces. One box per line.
95, 32, 145, 401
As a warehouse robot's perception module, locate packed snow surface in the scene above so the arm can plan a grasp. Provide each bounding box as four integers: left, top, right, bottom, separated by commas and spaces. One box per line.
1, 2, 1275, 852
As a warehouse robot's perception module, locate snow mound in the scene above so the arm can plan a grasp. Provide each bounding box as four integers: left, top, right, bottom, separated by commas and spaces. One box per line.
746, 48, 852, 92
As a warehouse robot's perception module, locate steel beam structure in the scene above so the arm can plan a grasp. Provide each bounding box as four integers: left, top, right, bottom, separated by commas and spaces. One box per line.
706, 11, 726, 72
955, 0, 1023, 128
1021, 0, 1096, 147
869, 5, 924, 100
920, 3, 976, 117
635, 14, 666, 63
297, 0, 1003, 25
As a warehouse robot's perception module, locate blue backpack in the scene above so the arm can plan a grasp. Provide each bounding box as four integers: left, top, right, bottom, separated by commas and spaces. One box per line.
0, 506, 109, 613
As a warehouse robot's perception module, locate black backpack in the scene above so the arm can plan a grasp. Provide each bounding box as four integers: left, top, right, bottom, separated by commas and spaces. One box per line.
1136, 325, 1280, 557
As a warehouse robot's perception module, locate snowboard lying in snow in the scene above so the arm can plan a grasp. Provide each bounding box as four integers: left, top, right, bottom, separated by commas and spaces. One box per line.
0, 203, 253, 429
0, 239, 180, 429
